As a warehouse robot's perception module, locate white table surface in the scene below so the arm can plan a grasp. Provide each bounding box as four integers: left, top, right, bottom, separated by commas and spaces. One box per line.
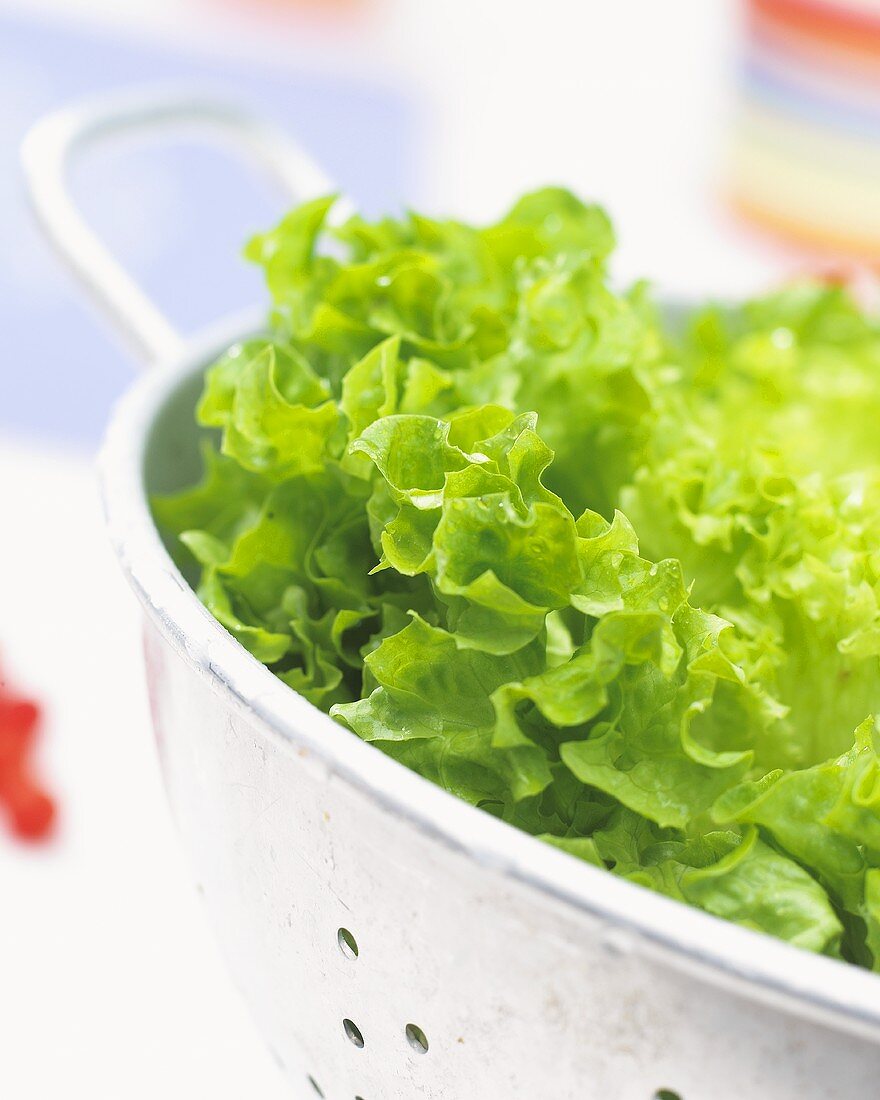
0, 438, 289, 1099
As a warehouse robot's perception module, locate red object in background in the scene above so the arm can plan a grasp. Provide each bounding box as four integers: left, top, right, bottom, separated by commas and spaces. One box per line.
199, 0, 370, 31
0, 671, 56, 841
750, 0, 880, 62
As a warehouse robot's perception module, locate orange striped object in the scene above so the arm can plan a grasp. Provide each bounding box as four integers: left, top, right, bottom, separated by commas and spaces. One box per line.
732, 0, 880, 262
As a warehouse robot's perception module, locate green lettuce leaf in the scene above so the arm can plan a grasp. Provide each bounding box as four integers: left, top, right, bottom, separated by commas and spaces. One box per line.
152, 190, 880, 969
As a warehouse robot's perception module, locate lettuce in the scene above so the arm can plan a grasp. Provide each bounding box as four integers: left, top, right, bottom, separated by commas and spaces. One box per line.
154, 190, 880, 968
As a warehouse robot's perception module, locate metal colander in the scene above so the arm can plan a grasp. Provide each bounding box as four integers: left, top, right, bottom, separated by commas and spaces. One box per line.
22, 90, 880, 1100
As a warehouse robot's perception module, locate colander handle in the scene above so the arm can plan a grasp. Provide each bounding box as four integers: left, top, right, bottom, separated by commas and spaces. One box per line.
21, 88, 346, 366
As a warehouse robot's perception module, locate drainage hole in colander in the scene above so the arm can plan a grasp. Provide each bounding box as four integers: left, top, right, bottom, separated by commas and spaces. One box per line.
337, 927, 359, 959
343, 1019, 365, 1048
654, 1090, 682, 1100
307, 1076, 324, 1097
405, 1023, 429, 1054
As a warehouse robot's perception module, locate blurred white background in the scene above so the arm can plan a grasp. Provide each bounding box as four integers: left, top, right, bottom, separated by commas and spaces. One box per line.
0, 0, 873, 1096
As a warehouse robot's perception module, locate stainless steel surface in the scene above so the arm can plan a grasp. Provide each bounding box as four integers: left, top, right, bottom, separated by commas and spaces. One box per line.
21, 87, 347, 365
26, 91, 880, 1100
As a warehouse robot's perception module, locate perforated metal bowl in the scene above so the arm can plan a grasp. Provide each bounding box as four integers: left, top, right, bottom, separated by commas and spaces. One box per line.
23, 91, 880, 1100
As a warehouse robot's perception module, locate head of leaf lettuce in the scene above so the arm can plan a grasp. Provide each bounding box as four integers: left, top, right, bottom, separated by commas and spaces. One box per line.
153, 188, 880, 969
